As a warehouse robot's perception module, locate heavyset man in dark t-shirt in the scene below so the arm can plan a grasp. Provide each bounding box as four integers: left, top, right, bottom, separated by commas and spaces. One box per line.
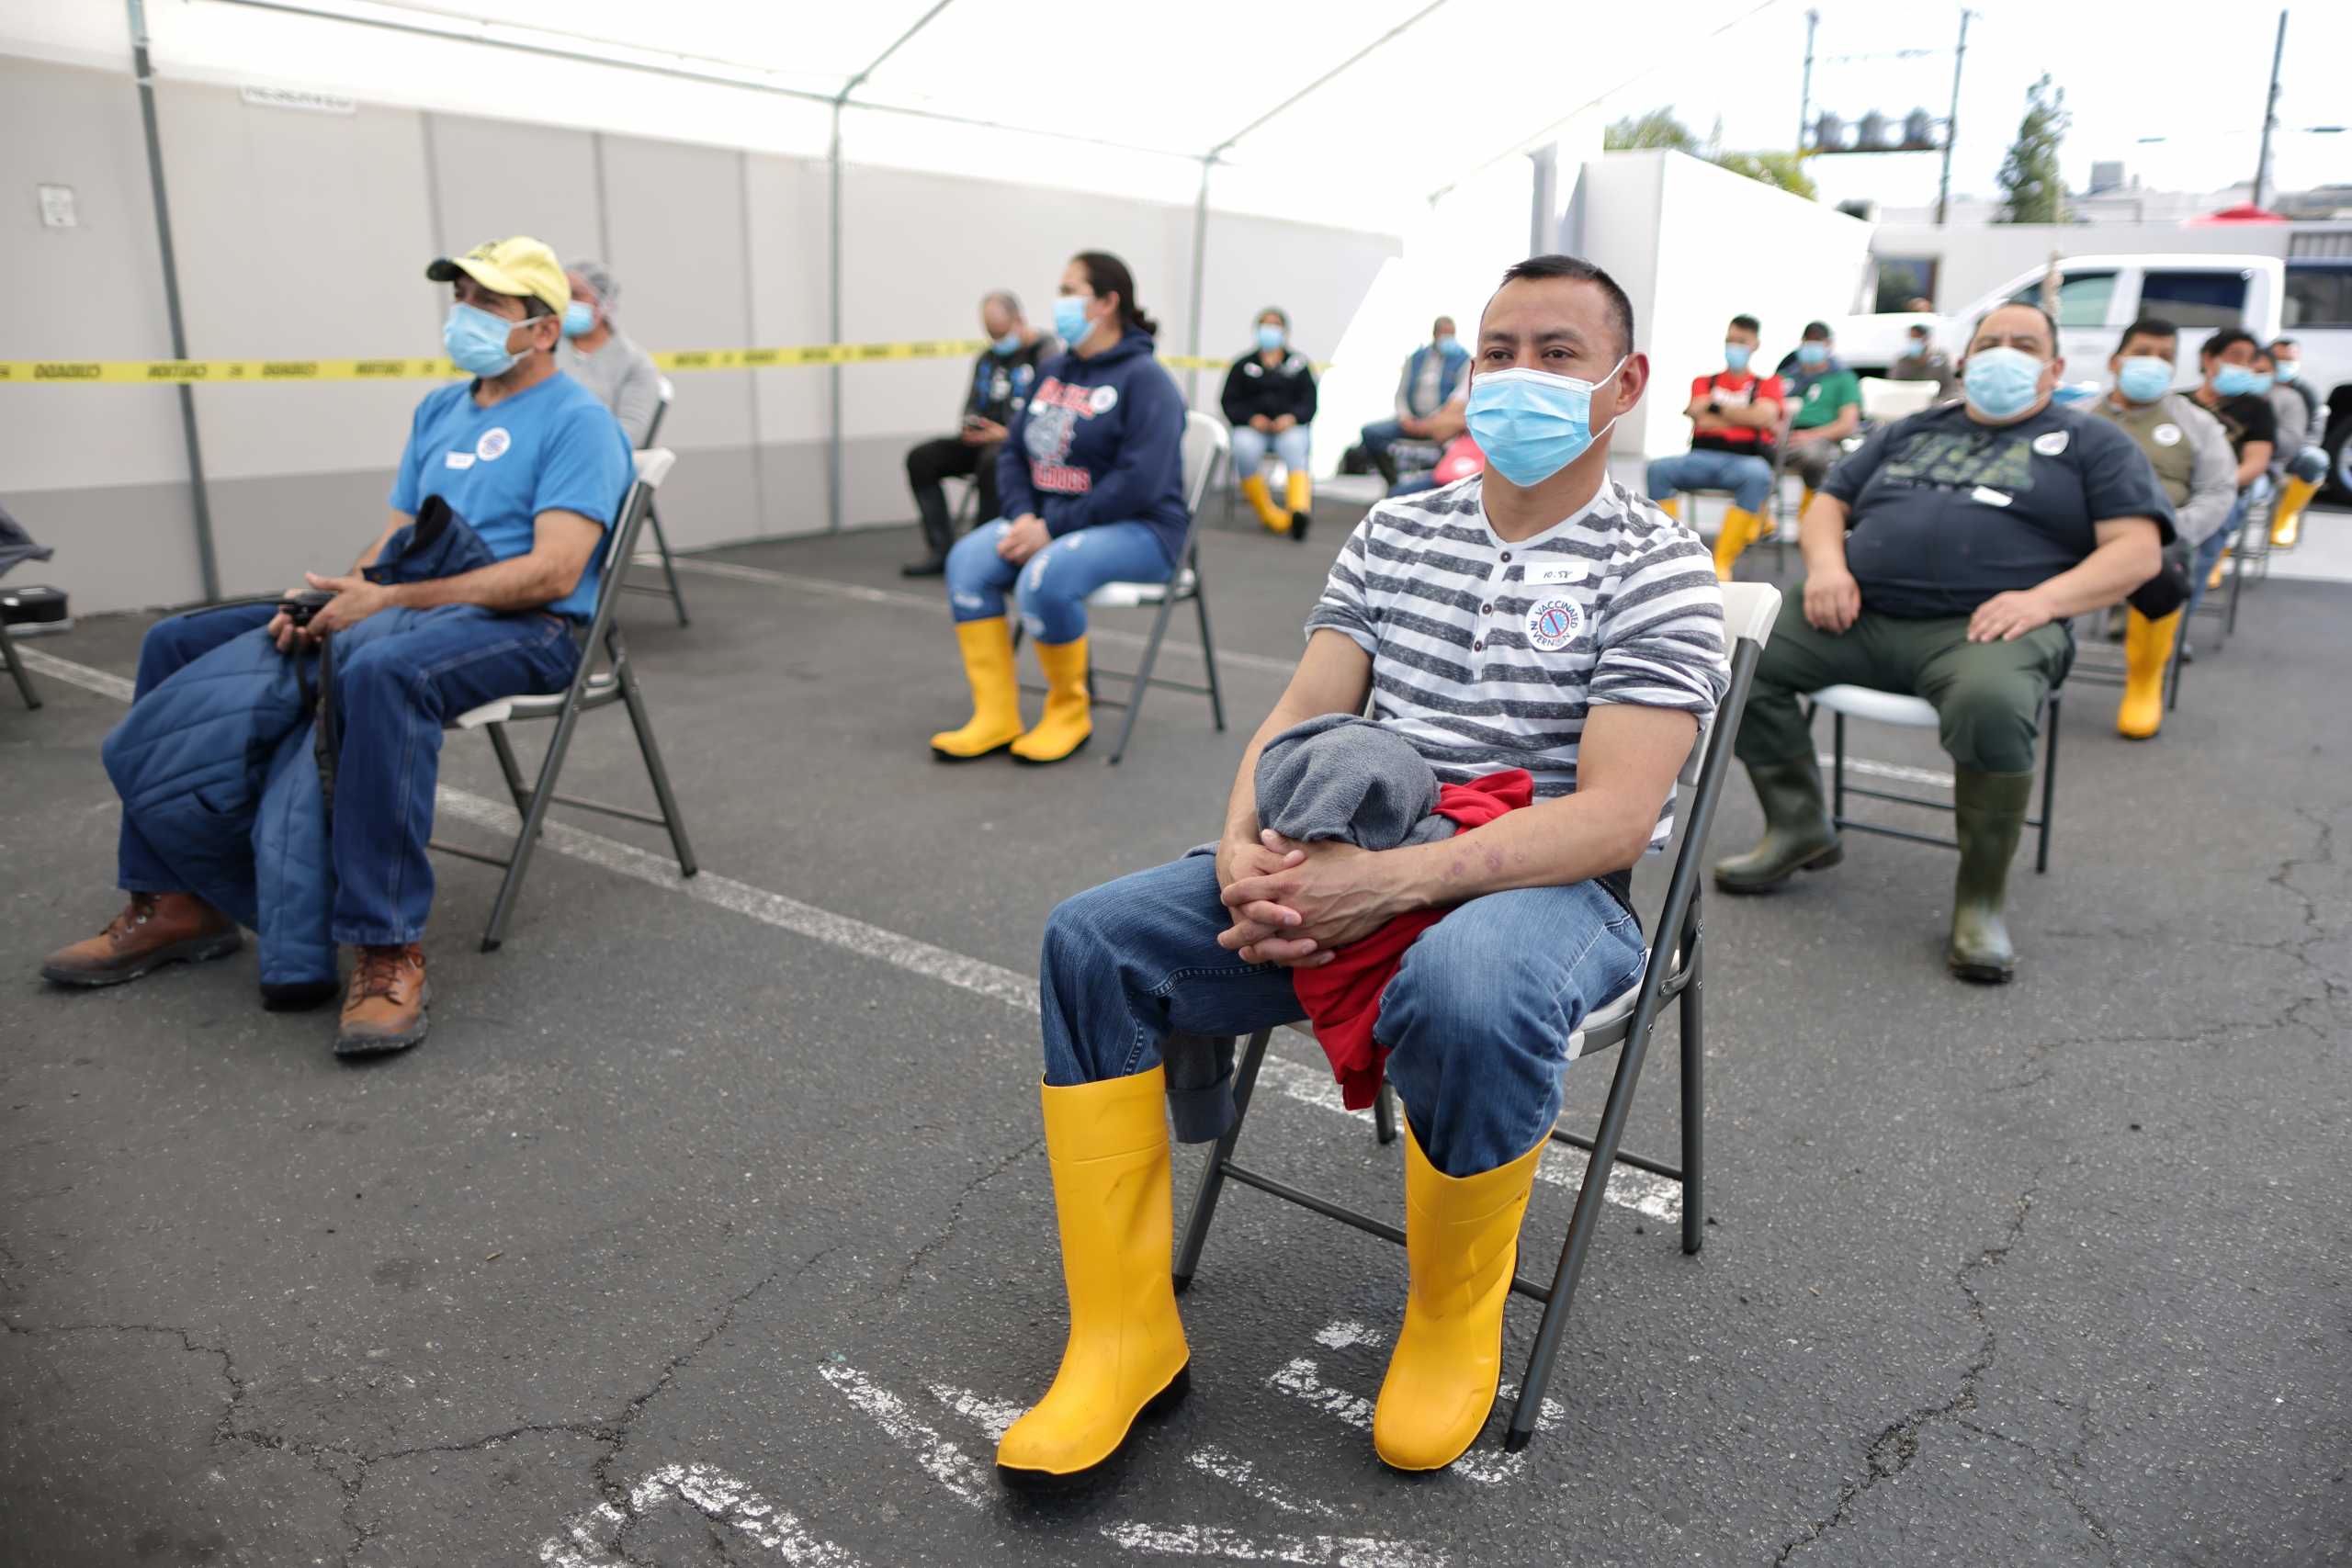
1715, 302, 2172, 984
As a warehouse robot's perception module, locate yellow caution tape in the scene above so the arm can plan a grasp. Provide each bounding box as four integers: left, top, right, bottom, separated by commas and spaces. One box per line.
0, 341, 1319, 384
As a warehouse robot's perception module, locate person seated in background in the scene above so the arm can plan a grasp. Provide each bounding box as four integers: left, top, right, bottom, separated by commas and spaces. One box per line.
2089, 317, 2237, 739
928, 251, 1188, 767
1781, 321, 1862, 507
1645, 313, 1785, 579
40, 237, 633, 1056
1222, 307, 1318, 542
1891, 321, 1958, 400
2181, 328, 2276, 631
902, 291, 1055, 578
1359, 317, 1469, 488
1714, 302, 2169, 984
2263, 336, 2327, 547
1382, 376, 1472, 498
558, 259, 662, 446
990, 254, 1724, 1489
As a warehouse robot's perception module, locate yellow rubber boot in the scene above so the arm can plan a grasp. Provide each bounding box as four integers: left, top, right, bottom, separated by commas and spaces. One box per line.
1711, 505, 1761, 581
2116, 608, 2177, 740
1800, 486, 1817, 520
1283, 469, 1313, 544
997, 1068, 1190, 1488
2270, 476, 2317, 548
2206, 546, 2230, 592
1657, 497, 1681, 522
1012, 637, 1092, 764
930, 617, 1024, 761
1373, 1122, 1546, 1472
1239, 472, 1290, 534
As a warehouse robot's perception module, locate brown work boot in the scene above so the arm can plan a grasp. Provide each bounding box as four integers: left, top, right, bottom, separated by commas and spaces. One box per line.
335, 943, 430, 1058
40, 893, 241, 987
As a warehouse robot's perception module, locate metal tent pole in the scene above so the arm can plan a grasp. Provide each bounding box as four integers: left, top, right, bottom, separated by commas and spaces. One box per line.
1184, 159, 1212, 408
2252, 10, 2287, 210
127, 0, 220, 602
828, 102, 843, 534
1935, 9, 1972, 226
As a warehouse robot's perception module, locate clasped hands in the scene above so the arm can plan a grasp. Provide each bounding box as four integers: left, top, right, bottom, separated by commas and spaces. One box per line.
1216, 829, 1409, 969
266, 570, 394, 652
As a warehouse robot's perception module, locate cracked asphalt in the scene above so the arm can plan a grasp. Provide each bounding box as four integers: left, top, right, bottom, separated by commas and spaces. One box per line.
5, 495, 2348, 1567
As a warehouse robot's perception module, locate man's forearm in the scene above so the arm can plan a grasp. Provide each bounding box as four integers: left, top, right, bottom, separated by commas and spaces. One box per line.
1798, 495, 1851, 574
387, 552, 576, 614
1379, 794, 1652, 908
2031, 533, 2161, 618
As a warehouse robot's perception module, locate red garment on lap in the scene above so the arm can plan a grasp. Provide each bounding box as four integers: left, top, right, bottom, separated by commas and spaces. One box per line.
1289, 769, 1534, 1109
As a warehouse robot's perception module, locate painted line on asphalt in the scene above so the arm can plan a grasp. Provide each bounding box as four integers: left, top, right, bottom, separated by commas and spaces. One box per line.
16, 645, 135, 701
1817, 750, 1954, 789
1096, 1522, 1450, 1566
1183, 1444, 1341, 1519
538, 1464, 862, 1567
647, 554, 1303, 679
820, 1362, 994, 1507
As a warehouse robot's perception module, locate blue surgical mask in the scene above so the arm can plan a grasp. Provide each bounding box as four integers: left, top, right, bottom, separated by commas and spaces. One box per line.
991, 332, 1022, 355
561, 300, 594, 339
1797, 342, 1828, 367
1257, 323, 1285, 354
1962, 346, 2046, 419
1724, 343, 1753, 372
1464, 358, 1629, 488
2212, 364, 2259, 398
1434, 333, 1456, 353
444, 302, 529, 378
2115, 356, 2172, 404
2274, 360, 2299, 383
2248, 372, 2275, 395
1052, 294, 1091, 347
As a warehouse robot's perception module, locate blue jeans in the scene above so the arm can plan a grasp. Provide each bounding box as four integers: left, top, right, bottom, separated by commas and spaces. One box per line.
945, 519, 1173, 646
1647, 449, 1774, 513
119, 603, 578, 944
1039, 854, 1645, 1177
1231, 423, 1310, 477
1359, 417, 1408, 461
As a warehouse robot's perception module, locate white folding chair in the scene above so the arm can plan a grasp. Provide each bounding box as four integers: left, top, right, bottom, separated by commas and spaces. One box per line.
1807, 681, 2059, 874
1856, 377, 1939, 425
1173, 582, 1784, 1454
1017, 411, 1230, 766
430, 448, 698, 950
623, 377, 691, 626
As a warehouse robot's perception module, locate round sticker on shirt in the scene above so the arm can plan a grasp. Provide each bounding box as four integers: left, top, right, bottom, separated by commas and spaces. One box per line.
2153, 423, 2182, 446
476, 427, 513, 462
1089, 385, 1119, 414
2031, 429, 2069, 457
1526, 597, 1582, 651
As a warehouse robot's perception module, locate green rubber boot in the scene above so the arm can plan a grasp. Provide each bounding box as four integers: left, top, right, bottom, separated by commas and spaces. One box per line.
1713, 757, 1843, 893
1948, 769, 2033, 983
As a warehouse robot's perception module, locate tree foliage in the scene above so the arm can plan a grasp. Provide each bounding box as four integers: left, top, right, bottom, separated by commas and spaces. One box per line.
1605, 107, 1816, 199
1996, 74, 2070, 224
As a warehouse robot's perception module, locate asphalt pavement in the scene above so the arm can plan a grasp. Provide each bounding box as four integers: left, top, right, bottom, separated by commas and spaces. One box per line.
3, 497, 2347, 1568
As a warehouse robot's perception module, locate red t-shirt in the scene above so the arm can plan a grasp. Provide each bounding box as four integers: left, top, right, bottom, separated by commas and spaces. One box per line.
1689, 370, 1786, 453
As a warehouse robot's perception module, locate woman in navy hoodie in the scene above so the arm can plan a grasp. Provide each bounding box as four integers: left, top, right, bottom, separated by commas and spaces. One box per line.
931, 251, 1191, 766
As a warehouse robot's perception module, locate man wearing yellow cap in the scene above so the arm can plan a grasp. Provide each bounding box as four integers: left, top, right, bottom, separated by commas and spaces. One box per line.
40, 237, 633, 1060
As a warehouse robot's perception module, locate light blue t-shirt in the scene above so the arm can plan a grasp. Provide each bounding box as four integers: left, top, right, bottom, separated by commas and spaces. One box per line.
388, 372, 634, 618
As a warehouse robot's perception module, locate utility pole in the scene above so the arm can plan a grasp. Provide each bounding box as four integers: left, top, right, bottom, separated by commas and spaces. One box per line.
1935, 8, 1972, 225
1798, 8, 1817, 154
2253, 9, 2287, 209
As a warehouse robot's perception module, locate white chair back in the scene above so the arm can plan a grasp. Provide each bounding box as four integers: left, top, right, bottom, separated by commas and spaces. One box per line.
1181, 411, 1230, 518
1859, 377, 1938, 423
596, 448, 674, 580
1680, 582, 1783, 786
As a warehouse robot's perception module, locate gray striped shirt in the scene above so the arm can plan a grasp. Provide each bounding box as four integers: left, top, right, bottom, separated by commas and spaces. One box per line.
1306, 474, 1728, 850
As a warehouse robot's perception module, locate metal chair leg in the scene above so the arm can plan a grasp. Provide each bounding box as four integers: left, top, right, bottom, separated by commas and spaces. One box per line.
1105, 593, 1177, 767
480, 684, 591, 953
1373, 1078, 1397, 1146
1831, 711, 1848, 825
616, 660, 698, 877
2036, 692, 2059, 875
645, 502, 690, 627
3, 633, 40, 710
1679, 910, 1705, 1257
1173, 1028, 1272, 1292
486, 722, 531, 818
2165, 613, 2185, 712
1192, 576, 1227, 735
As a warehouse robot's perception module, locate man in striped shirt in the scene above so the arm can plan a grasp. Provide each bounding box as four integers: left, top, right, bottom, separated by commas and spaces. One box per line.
993, 256, 1728, 1490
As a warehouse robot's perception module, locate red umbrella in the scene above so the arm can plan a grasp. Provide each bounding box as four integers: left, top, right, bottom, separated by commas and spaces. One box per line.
2186, 203, 2289, 224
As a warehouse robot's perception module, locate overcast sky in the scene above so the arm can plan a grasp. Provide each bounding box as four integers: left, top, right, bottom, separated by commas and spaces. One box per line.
1589, 0, 2349, 209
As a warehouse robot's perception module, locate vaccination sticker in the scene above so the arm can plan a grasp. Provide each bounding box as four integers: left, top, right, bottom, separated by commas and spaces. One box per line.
1088, 385, 1119, 413
2154, 423, 2182, 446
476, 427, 512, 461
2032, 429, 2070, 456
1527, 597, 1582, 651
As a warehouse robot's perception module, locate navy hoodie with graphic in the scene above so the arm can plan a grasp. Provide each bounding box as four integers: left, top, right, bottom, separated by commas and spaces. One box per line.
996, 330, 1190, 567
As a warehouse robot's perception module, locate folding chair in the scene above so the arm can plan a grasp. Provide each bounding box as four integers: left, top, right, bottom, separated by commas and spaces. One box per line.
1807, 682, 2060, 874
1016, 411, 1230, 766
2, 628, 38, 710
621, 378, 691, 626
429, 448, 699, 951
1172, 582, 1784, 1453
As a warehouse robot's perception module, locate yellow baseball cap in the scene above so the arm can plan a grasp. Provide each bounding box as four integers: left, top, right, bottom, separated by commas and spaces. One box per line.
424, 236, 571, 317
